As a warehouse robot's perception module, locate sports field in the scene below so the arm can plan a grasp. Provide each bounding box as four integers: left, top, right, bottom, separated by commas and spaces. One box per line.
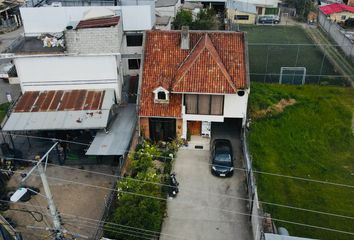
239, 26, 344, 85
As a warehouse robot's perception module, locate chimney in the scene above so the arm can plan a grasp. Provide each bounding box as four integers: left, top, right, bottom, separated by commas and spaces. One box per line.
181, 26, 189, 50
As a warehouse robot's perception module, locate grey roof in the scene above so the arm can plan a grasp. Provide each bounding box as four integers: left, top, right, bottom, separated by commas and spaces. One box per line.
226, 0, 257, 14
182, 2, 203, 10
264, 234, 317, 240
2, 89, 115, 131
156, 15, 171, 25
155, 0, 178, 8
12, 37, 65, 54
86, 104, 137, 156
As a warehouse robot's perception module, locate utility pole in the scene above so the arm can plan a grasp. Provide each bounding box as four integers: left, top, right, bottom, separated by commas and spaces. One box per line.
20, 142, 64, 239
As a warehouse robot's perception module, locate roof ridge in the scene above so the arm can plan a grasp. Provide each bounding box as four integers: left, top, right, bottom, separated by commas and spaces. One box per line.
172, 33, 236, 93
171, 34, 205, 88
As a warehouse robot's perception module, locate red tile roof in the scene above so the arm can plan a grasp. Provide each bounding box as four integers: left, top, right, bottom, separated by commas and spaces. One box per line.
14, 90, 105, 113
319, 3, 354, 15
139, 30, 247, 118
76, 16, 120, 29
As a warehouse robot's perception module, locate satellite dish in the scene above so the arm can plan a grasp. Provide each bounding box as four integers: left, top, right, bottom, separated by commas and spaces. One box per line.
10, 188, 28, 202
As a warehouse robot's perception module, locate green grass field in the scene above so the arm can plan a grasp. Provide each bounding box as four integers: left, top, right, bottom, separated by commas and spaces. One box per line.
248, 83, 354, 240
239, 26, 344, 85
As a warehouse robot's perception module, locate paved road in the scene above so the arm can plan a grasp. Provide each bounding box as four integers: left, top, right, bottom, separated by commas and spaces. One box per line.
0, 80, 20, 104
161, 147, 252, 240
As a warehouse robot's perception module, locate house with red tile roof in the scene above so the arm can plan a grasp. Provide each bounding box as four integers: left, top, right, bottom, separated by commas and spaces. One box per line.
319, 3, 354, 22
139, 29, 250, 141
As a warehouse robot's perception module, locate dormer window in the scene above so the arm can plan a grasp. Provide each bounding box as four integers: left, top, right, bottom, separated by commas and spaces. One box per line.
153, 87, 169, 103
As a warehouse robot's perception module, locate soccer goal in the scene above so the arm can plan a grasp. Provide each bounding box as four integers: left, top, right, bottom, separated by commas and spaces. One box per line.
279, 67, 306, 85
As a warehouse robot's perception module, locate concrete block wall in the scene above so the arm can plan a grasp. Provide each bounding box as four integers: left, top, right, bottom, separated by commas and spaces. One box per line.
65, 20, 123, 54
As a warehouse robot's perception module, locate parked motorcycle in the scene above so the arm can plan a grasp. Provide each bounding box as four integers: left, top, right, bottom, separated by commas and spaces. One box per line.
168, 172, 179, 198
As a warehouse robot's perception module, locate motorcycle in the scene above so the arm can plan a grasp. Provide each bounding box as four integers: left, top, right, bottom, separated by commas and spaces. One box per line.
168, 172, 179, 198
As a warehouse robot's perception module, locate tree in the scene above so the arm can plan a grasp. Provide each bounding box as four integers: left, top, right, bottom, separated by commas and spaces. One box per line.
172, 8, 220, 30
192, 8, 219, 30
105, 172, 163, 240
172, 9, 193, 30
285, 0, 316, 21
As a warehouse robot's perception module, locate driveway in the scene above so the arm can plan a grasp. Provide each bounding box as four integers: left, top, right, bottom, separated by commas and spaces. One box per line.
161, 119, 252, 240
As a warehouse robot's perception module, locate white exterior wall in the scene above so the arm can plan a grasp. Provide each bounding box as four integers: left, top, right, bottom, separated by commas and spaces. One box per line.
65, 19, 123, 54
121, 5, 155, 31
224, 91, 249, 118
20, 5, 154, 36
156, 1, 181, 18
14, 55, 122, 101
181, 92, 249, 138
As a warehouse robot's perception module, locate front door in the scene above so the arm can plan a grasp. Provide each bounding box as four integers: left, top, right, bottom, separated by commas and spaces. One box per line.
187, 121, 201, 136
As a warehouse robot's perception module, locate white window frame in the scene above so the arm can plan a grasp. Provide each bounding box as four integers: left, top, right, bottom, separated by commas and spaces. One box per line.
153, 86, 169, 103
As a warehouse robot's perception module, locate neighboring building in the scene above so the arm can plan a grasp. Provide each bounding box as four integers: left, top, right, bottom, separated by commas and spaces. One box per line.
186, 0, 279, 15
237, 0, 280, 15
0, 4, 156, 158
319, 3, 354, 22
65, 10, 124, 54
0, 0, 23, 33
139, 29, 250, 142
155, 14, 172, 30
226, 0, 257, 25
155, 0, 181, 18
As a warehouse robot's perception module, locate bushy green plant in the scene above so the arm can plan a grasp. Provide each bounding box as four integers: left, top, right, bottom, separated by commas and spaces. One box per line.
105, 172, 163, 240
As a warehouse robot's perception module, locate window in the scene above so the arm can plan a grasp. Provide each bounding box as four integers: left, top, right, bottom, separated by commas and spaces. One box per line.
153, 87, 169, 103
126, 34, 143, 46
341, 15, 347, 20
157, 91, 166, 100
185, 94, 224, 115
235, 15, 249, 20
128, 59, 141, 70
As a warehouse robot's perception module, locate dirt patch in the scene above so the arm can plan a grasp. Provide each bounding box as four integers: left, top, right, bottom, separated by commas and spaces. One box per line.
253, 98, 297, 119
3, 165, 115, 240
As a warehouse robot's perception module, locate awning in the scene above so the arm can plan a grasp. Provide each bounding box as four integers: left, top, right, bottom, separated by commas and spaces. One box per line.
2, 89, 116, 131
86, 104, 136, 156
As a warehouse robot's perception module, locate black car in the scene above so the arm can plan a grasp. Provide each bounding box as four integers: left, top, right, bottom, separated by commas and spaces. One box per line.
210, 139, 234, 177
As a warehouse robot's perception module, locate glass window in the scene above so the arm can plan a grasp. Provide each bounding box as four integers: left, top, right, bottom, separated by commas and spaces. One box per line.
185, 95, 224, 115
128, 59, 141, 70
198, 95, 210, 115
235, 15, 249, 20
157, 91, 166, 100
211, 95, 224, 115
126, 34, 143, 46
185, 95, 198, 114
341, 15, 346, 20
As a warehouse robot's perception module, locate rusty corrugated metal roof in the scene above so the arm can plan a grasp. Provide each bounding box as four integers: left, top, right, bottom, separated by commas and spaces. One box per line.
76, 16, 120, 29
14, 90, 106, 113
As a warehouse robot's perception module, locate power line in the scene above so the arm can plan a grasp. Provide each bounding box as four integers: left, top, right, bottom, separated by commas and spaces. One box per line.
3, 155, 354, 220
1, 170, 354, 237
0, 200, 187, 240
63, 220, 162, 240
2, 145, 354, 189
4, 197, 354, 238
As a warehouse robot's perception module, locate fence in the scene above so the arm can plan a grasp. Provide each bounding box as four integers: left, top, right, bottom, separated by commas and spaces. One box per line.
319, 12, 354, 60
247, 43, 353, 86
241, 128, 264, 240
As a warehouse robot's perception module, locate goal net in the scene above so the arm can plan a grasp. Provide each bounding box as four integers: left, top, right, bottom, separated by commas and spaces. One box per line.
279, 67, 306, 85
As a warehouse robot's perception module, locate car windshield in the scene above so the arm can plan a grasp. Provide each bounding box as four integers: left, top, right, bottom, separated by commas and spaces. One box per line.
214, 153, 232, 166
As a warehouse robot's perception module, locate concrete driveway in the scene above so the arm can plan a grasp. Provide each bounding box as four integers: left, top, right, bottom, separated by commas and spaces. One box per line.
161, 121, 252, 240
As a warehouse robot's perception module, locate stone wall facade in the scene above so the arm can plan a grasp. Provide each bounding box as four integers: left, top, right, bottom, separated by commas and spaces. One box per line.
65, 20, 123, 54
